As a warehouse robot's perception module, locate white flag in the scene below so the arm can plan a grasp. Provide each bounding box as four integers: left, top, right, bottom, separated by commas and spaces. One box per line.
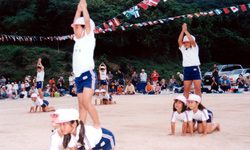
230, 6, 239, 13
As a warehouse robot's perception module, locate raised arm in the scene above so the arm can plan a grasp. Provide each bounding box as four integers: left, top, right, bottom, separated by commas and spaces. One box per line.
81, 0, 91, 35
178, 30, 184, 48
37, 58, 44, 71
183, 23, 196, 47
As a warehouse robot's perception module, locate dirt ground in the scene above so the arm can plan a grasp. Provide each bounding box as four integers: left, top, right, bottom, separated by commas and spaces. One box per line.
0, 93, 250, 150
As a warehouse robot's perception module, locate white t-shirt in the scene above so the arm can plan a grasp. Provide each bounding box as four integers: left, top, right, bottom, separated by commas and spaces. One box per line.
69, 76, 75, 86
6, 84, 12, 91
99, 70, 107, 80
188, 109, 209, 122
140, 73, 147, 82
35, 97, 44, 106
20, 91, 28, 98
73, 30, 96, 77
99, 93, 110, 100
49, 130, 76, 150
68, 125, 102, 149
171, 111, 189, 122
37, 66, 45, 82
95, 94, 100, 100
179, 44, 200, 67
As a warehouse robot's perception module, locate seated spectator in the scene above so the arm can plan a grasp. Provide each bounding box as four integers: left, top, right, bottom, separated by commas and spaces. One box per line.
116, 84, 124, 95
109, 81, 117, 91
236, 74, 245, 89
0, 86, 7, 99
11, 83, 18, 98
70, 83, 77, 97
20, 89, 28, 99
131, 71, 138, 87
160, 79, 168, 91
44, 84, 51, 97
169, 75, 175, 89
108, 71, 113, 84
109, 85, 117, 95
211, 76, 218, 93
28, 84, 38, 98
49, 77, 55, 85
21, 81, 25, 91
18, 81, 22, 93
14, 82, 19, 94
154, 82, 161, 95
50, 83, 58, 97
124, 81, 135, 95
116, 70, 125, 85
57, 76, 65, 91
220, 75, 231, 92
244, 74, 250, 88
94, 89, 101, 105
114, 79, 119, 87
145, 81, 154, 94
25, 80, 30, 92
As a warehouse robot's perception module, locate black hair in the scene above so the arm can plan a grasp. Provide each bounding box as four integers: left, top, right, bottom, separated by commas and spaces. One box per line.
173, 100, 187, 113
81, 25, 85, 28
37, 66, 41, 69
197, 102, 206, 111
63, 120, 85, 149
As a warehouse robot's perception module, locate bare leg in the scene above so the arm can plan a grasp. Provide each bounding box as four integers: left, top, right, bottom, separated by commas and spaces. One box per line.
77, 88, 101, 129
197, 123, 203, 134
183, 80, 192, 99
207, 123, 220, 134
38, 88, 44, 100
193, 79, 202, 98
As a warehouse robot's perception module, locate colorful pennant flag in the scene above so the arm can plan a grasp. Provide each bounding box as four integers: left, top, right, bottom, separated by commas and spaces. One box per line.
209, 11, 215, 16
111, 17, 121, 26
200, 12, 207, 16
240, 5, 247, 12
108, 20, 115, 27
132, 6, 140, 18
214, 9, 222, 15
138, 0, 149, 10
123, 10, 134, 19
230, 6, 239, 13
187, 14, 194, 18
194, 13, 200, 17
148, 21, 153, 25
223, 8, 230, 14
148, 0, 160, 7
103, 23, 110, 29
121, 26, 126, 31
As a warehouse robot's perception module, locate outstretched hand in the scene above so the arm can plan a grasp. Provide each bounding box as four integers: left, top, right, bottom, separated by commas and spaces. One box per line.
182, 23, 187, 32
80, 0, 87, 9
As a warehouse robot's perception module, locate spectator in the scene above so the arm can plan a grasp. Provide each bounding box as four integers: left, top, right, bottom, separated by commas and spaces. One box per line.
131, 71, 138, 87
211, 76, 218, 93
169, 75, 175, 89
114, 79, 119, 87
0, 86, 7, 99
29, 84, 38, 98
18, 81, 22, 93
20, 89, 28, 99
116, 84, 124, 95
70, 83, 77, 97
154, 82, 161, 95
124, 81, 135, 95
33, 76, 37, 87
161, 79, 168, 91
25, 75, 30, 83
212, 64, 220, 84
14, 82, 19, 94
151, 69, 160, 87
116, 70, 124, 85
99, 62, 108, 92
220, 75, 231, 92
244, 74, 250, 88
7, 77, 11, 84
57, 76, 65, 91
108, 71, 113, 84
21, 81, 25, 91
236, 74, 245, 89
44, 84, 51, 97
140, 69, 147, 83
6, 82, 12, 94
177, 72, 184, 86
0, 76, 6, 86
69, 72, 75, 95
50, 83, 58, 97
49, 77, 55, 86
25, 80, 30, 92
145, 81, 155, 94
109, 85, 117, 95
10, 83, 17, 99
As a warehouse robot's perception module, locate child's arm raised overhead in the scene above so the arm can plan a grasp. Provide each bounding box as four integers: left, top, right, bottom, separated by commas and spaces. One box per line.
178, 26, 184, 48
183, 23, 196, 47
73, 2, 82, 38
37, 58, 44, 71
81, 0, 91, 35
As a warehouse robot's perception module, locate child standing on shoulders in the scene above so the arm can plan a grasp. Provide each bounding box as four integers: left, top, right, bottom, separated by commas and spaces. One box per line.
36, 58, 45, 100
71, 0, 100, 129
168, 95, 189, 136
99, 62, 108, 92
187, 94, 220, 137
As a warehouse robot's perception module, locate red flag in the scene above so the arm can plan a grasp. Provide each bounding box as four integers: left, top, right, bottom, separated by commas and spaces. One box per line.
103, 23, 110, 30
95, 27, 99, 34
240, 5, 247, 12
137, 3, 148, 10
108, 20, 115, 28
111, 28, 116, 31
148, 0, 159, 7
223, 8, 230, 14
111, 17, 121, 26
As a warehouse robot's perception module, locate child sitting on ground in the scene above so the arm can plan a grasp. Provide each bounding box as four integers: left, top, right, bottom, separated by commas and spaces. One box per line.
154, 82, 161, 95
109, 85, 117, 95
116, 84, 124, 95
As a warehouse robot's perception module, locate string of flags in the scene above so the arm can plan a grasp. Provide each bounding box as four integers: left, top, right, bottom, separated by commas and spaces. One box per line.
1, 2, 250, 42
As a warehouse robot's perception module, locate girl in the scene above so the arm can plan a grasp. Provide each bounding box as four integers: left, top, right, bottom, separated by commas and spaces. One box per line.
178, 23, 202, 99
71, 0, 100, 129
187, 94, 220, 137
168, 95, 189, 136
99, 62, 108, 92
154, 82, 161, 95
56, 109, 115, 150
21, 81, 25, 91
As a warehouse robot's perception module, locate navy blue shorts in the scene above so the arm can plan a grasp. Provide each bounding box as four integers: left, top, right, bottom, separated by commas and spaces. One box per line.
193, 110, 213, 124
37, 81, 44, 89
78, 128, 115, 150
75, 70, 97, 94
41, 100, 49, 107
183, 66, 202, 81
100, 80, 108, 85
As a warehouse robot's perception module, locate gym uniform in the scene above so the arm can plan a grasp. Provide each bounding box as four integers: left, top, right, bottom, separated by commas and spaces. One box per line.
188, 109, 213, 123
49, 130, 76, 150
171, 111, 189, 122
179, 44, 202, 81
99, 70, 108, 85
37, 66, 45, 89
73, 28, 97, 93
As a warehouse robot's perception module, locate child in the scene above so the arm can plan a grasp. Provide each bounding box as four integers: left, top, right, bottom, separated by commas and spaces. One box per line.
30, 93, 55, 112
178, 23, 202, 99
99, 62, 108, 92
116, 84, 124, 95
100, 89, 116, 105
25, 80, 30, 92
187, 94, 220, 137
55, 109, 115, 150
36, 58, 45, 100
94, 89, 101, 105
71, 0, 100, 128
109, 85, 117, 95
21, 81, 25, 91
154, 82, 161, 95
168, 95, 189, 136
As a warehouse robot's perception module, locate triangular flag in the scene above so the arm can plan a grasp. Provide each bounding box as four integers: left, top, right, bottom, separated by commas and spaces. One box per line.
108, 20, 115, 27
214, 9, 222, 15
194, 13, 200, 18
111, 17, 121, 26
181, 15, 187, 19
200, 12, 207, 16
187, 14, 194, 18
134, 24, 139, 27
230, 6, 239, 13
153, 20, 158, 24
174, 16, 181, 18
240, 5, 247, 12
148, 21, 153, 25
223, 8, 230, 14
142, 22, 148, 26
208, 11, 215, 16
103, 23, 110, 30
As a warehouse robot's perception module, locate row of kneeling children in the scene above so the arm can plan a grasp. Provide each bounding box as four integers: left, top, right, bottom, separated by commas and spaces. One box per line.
94, 89, 117, 105
169, 94, 220, 136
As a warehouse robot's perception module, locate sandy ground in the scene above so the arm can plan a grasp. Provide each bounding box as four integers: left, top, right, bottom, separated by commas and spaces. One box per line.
0, 93, 250, 150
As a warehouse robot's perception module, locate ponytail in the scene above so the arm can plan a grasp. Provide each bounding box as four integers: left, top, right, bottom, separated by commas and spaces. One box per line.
62, 120, 85, 149
197, 103, 206, 110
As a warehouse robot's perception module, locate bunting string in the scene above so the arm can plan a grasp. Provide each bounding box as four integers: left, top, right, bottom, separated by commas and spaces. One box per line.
1, 2, 249, 42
